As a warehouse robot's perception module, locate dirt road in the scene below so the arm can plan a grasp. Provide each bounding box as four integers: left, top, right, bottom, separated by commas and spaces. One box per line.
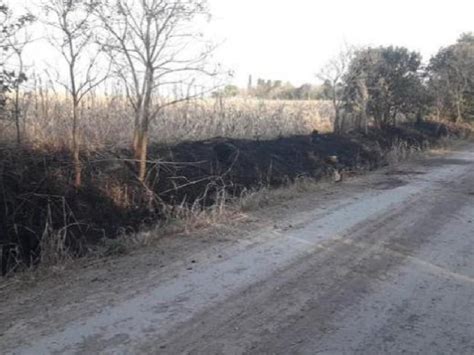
1, 144, 474, 354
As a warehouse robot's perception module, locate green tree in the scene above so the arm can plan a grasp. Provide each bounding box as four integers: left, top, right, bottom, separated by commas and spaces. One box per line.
428, 33, 474, 122
343, 46, 426, 129
223, 84, 239, 97
212, 84, 239, 98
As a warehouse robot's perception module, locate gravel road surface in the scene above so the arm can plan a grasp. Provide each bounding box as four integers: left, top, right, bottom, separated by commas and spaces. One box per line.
1, 144, 474, 354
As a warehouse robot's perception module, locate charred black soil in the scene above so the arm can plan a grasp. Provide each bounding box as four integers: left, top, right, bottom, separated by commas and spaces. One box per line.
0, 121, 468, 274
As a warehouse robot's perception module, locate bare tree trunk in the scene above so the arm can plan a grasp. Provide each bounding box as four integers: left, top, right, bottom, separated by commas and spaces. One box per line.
360, 102, 368, 134
363, 114, 368, 134
132, 107, 141, 154
135, 105, 147, 178
72, 98, 81, 189
14, 86, 21, 145
339, 113, 346, 133
136, 67, 153, 182
333, 110, 340, 133
332, 86, 341, 134
137, 129, 148, 182
359, 78, 369, 134
13, 55, 24, 145
361, 108, 368, 134
133, 122, 140, 154
455, 93, 463, 122
374, 111, 382, 130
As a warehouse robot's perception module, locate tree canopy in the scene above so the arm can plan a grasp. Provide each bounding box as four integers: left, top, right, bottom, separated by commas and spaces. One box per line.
342, 46, 429, 129
428, 33, 474, 122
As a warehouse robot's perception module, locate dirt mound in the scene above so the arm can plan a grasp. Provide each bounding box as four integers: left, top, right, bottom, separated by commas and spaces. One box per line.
0, 122, 463, 274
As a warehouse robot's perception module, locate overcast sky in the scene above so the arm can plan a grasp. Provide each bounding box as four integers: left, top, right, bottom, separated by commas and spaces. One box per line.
207, 0, 474, 86
7, 0, 474, 88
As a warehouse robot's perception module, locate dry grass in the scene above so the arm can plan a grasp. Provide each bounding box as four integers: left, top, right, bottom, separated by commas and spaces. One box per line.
0, 92, 334, 149
237, 176, 329, 212
2, 122, 468, 275
94, 187, 246, 255
384, 139, 424, 166
1, 87, 470, 275
89, 176, 327, 256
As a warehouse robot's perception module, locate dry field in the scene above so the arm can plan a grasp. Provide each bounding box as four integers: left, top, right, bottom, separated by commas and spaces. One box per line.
0, 94, 334, 149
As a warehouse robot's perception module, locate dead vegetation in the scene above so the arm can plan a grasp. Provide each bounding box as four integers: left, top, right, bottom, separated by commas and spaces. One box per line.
1, 120, 469, 275
0, 95, 334, 148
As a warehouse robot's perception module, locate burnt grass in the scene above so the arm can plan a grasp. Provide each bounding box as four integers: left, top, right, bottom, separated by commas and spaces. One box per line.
0, 121, 466, 274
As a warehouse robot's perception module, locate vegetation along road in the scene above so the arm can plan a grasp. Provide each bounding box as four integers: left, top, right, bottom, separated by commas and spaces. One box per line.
1, 144, 474, 354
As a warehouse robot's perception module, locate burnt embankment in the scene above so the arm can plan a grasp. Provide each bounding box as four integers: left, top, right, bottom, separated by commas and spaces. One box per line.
0, 121, 468, 274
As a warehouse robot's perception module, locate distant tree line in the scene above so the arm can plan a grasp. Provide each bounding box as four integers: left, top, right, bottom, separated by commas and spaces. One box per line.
319, 34, 474, 133
216, 34, 474, 134
428, 33, 474, 123
214, 77, 331, 101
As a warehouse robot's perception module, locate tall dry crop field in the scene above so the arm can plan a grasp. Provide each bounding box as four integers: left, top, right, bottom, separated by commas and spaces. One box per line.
0, 92, 334, 149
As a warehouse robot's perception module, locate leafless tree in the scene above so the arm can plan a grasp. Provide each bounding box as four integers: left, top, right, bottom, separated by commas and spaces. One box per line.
95, 0, 216, 182
317, 46, 354, 133
0, 4, 35, 144
6, 16, 35, 144
43, 0, 107, 188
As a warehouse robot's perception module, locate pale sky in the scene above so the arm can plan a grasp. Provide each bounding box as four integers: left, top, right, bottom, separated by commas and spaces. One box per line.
207, 0, 474, 86
7, 0, 474, 88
